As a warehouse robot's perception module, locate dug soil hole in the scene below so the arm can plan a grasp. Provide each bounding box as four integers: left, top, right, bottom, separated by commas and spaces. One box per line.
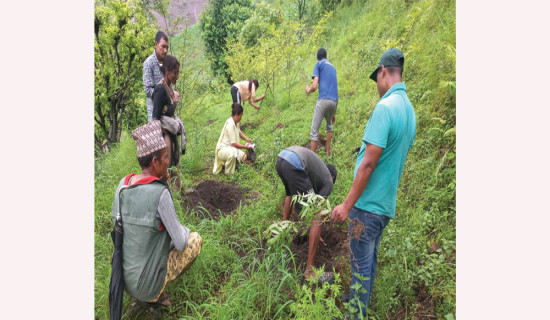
273, 122, 284, 131
240, 121, 261, 132
183, 180, 247, 221
290, 222, 350, 275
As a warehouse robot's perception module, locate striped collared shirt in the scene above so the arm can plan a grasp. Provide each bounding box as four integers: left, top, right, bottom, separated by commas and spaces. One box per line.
143, 51, 163, 109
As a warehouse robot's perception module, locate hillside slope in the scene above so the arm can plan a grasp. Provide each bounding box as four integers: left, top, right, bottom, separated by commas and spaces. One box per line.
95, 0, 455, 319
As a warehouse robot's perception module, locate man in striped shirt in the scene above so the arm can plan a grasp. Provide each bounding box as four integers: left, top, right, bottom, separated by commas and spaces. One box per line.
143, 31, 169, 123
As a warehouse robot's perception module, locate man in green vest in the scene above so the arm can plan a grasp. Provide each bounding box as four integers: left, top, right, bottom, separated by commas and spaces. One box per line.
112, 120, 202, 306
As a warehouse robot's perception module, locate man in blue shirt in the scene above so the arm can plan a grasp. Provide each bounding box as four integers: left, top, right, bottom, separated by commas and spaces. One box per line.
305, 48, 338, 156
331, 48, 416, 319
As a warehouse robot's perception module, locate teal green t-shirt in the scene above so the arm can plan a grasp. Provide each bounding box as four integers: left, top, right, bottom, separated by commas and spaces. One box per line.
353, 82, 416, 218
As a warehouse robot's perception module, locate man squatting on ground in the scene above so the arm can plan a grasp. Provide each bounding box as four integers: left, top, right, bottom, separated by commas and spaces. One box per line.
112, 120, 202, 306
276, 146, 337, 279
143, 31, 180, 123
305, 48, 338, 156
331, 48, 417, 319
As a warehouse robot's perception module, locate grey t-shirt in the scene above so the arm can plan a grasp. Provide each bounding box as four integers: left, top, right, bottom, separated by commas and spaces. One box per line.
286, 146, 333, 197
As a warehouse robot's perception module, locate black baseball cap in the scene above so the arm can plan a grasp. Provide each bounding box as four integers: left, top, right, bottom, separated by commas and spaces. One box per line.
369, 48, 405, 82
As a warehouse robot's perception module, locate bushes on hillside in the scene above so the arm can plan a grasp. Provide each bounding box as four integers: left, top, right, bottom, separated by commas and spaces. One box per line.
94, 0, 156, 149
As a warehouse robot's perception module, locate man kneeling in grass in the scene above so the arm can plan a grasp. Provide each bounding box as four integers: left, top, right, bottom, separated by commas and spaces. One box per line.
111, 120, 202, 306
276, 145, 337, 279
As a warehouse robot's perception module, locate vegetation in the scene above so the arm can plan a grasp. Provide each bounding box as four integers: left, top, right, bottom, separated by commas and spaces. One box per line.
95, 0, 455, 318
199, 0, 254, 77
94, 0, 156, 150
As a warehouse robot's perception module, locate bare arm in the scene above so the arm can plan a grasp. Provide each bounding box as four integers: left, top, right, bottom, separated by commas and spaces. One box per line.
331, 143, 383, 222
305, 76, 319, 94
249, 98, 260, 110
253, 94, 265, 102
239, 131, 252, 143
283, 196, 293, 221
231, 141, 251, 150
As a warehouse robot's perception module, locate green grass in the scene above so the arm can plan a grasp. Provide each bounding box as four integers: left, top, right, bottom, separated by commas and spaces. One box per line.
95, 0, 455, 318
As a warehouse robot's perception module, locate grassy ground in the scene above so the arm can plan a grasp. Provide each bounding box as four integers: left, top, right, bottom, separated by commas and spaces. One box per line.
95, 0, 455, 318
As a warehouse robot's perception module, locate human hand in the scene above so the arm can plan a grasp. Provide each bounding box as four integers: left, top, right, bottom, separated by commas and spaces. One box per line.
174, 91, 180, 102
244, 143, 251, 149
331, 204, 350, 223
246, 137, 253, 143
184, 189, 195, 195
305, 84, 310, 94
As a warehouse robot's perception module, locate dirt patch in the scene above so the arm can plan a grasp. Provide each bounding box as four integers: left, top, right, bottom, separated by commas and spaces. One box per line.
348, 91, 355, 97
289, 222, 350, 275
183, 180, 247, 220
428, 239, 439, 254
124, 299, 163, 320
240, 121, 261, 132
390, 285, 437, 320
348, 217, 364, 240
207, 119, 214, 125
274, 122, 284, 131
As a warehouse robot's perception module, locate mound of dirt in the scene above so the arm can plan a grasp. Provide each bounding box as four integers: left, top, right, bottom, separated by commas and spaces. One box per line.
274, 122, 284, 131
184, 180, 246, 220
240, 121, 261, 132
289, 222, 350, 274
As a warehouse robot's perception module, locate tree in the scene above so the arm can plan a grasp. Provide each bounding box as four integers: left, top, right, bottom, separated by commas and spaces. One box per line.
94, 0, 156, 149
296, 0, 307, 20
200, 0, 253, 78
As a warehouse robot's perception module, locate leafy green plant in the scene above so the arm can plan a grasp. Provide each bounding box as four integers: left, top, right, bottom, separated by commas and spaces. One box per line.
290, 266, 344, 319
94, 0, 156, 149
200, 0, 253, 77
264, 192, 332, 247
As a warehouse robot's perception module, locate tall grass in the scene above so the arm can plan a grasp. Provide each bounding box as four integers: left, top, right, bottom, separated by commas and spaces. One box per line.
95, 0, 455, 318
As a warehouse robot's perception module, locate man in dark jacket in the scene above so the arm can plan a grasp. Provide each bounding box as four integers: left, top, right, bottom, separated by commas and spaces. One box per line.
276, 145, 337, 279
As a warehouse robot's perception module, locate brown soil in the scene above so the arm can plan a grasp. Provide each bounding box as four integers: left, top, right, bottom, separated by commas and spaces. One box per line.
348, 217, 364, 240
183, 180, 247, 221
274, 122, 284, 131
429, 239, 439, 254
240, 121, 261, 132
124, 299, 163, 320
289, 222, 350, 275
390, 285, 437, 320
207, 119, 214, 125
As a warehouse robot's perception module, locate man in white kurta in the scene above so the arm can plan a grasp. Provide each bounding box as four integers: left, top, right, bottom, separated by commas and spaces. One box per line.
213, 117, 246, 175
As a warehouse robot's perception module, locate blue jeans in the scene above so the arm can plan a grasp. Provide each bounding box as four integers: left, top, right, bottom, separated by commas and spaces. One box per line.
348, 207, 391, 319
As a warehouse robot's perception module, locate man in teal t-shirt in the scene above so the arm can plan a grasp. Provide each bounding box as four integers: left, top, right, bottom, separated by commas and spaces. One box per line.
331, 48, 416, 319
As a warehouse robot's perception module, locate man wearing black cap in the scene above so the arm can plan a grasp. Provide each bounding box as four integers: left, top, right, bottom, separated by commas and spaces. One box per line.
331, 48, 417, 319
